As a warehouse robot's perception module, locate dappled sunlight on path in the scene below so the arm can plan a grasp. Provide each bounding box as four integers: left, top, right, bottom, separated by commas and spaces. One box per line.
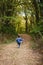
0, 34, 41, 65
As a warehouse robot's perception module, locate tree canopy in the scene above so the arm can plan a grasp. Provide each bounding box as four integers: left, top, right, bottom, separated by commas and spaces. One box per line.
0, 0, 43, 38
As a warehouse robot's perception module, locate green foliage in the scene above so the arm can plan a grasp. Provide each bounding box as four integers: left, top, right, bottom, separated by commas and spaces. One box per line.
1, 23, 16, 34
29, 22, 43, 39
0, 0, 43, 37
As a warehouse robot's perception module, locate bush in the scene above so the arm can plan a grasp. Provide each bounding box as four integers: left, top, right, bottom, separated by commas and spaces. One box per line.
1, 23, 17, 35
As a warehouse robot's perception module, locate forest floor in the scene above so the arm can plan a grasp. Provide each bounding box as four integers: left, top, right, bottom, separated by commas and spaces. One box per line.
0, 34, 41, 65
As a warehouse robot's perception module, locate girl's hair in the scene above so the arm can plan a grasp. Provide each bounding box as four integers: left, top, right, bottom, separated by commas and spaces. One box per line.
18, 34, 20, 37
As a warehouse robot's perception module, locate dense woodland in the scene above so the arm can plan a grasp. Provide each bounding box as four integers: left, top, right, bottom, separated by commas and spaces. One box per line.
0, 0, 43, 45
0, 0, 43, 65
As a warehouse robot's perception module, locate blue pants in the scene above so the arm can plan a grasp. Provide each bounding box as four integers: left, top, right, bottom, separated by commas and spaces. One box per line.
17, 42, 21, 46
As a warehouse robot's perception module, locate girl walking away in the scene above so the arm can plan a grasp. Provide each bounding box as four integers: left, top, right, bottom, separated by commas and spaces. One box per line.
16, 34, 23, 48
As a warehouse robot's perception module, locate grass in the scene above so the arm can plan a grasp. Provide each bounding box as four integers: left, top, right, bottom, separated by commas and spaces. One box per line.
0, 34, 17, 44
30, 37, 43, 51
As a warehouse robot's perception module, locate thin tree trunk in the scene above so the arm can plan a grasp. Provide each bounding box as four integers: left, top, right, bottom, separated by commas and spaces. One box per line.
32, 0, 39, 24
25, 15, 28, 33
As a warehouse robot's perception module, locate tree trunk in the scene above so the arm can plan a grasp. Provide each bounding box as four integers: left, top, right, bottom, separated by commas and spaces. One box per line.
32, 0, 39, 24
25, 15, 28, 33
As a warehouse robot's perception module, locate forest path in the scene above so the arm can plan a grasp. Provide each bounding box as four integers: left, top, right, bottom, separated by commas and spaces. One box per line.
0, 34, 40, 65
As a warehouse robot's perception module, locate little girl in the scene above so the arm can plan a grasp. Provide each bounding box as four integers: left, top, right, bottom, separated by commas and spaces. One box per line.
16, 34, 23, 48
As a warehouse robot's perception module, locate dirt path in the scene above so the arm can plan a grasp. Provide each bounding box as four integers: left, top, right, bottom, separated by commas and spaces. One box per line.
0, 34, 41, 65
